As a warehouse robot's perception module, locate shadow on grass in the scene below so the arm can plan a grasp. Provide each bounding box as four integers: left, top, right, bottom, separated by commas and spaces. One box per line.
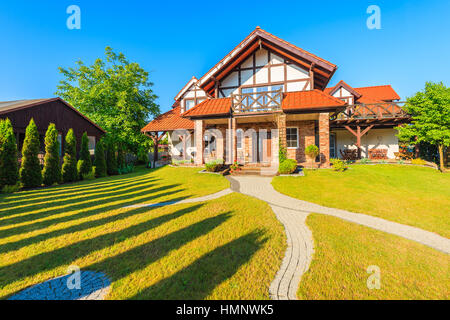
0, 184, 183, 238
0, 191, 190, 254
0, 203, 204, 295
0, 176, 160, 216
130, 230, 267, 300
86, 213, 232, 285
0, 178, 163, 225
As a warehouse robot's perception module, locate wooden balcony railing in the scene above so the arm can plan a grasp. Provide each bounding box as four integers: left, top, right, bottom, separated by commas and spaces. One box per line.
331, 102, 409, 121
231, 89, 283, 113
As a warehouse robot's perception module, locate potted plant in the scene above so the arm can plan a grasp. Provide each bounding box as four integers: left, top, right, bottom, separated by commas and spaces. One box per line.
305, 145, 319, 169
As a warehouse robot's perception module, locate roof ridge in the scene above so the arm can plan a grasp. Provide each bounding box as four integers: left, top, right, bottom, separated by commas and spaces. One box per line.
257, 28, 336, 68
313, 89, 346, 105
355, 84, 393, 89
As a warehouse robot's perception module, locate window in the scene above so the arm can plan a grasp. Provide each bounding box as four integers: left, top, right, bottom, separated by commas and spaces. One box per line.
88, 136, 96, 154
286, 128, 298, 148
236, 129, 243, 149
330, 133, 336, 158
185, 99, 195, 111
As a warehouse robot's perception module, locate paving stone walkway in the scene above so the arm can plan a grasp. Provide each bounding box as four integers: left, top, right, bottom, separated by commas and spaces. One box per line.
227, 176, 450, 300
8, 271, 111, 300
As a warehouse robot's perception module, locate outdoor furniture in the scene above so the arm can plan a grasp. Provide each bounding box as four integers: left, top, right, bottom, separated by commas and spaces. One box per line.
340, 149, 358, 161
368, 148, 388, 160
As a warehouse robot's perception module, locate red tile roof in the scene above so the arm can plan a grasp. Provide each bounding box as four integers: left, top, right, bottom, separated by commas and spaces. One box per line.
182, 97, 231, 117
355, 85, 400, 101
282, 90, 346, 110
141, 105, 194, 132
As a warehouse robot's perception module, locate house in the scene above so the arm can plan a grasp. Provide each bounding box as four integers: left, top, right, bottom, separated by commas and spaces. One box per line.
141, 27, 410, 169
0, 98, 105, 158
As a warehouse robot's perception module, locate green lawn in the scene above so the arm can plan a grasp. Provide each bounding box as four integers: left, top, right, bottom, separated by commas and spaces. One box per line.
272, 165, 450, 238
0, 166, 286, 300
298, 214, 449, 300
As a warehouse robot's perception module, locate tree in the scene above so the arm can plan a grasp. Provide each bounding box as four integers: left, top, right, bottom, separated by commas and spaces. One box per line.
56, 47, 160, 154
62, 129, 78, 182
42, 123, 61, 186
20, 119, 42, 188
117, 143, 125, 169
77, 132, 92, 179
94, 139, 107, 178
396, 82, 450, 170
305, 144, 319, 169
106, 141, 118, 175
0, 118, 19, 187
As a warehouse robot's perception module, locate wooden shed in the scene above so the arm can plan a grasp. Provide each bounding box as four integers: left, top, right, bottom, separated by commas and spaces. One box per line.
0, 98, 105, 156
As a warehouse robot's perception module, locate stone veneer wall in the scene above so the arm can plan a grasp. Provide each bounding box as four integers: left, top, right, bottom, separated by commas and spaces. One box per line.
319, 113, 330, 167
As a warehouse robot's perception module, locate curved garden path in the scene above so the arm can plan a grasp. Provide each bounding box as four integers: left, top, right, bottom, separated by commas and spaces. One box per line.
227, 175, 450, 300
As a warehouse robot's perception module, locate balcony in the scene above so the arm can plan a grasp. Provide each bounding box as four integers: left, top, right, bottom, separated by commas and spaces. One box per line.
331, 102, 410, 122
231, 88, 283, 114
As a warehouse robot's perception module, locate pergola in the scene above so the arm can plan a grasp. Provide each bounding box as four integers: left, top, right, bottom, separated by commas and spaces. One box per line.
330, 101, 411, 158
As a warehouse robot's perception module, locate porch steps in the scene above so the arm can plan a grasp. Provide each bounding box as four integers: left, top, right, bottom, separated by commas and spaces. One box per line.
233, 166, 278, 176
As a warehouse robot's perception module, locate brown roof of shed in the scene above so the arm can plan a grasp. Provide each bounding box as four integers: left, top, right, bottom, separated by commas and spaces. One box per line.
0, 98, 105, 132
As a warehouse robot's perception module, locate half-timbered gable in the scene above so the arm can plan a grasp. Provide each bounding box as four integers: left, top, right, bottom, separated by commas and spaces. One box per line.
217, 47, 313, 98
175, 77, 209, 113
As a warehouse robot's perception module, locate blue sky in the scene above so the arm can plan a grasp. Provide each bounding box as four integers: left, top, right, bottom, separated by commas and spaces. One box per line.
0, 0, 449, 115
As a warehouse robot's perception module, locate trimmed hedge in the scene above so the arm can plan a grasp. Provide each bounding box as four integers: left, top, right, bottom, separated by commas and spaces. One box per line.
20, 119, 42, 188
279, 159, 297, 174
78, 132, 92, 179
94, 139, 107, 178
62, 129, 78, 183
42, 123, 62, 186
0, 118, 19, 187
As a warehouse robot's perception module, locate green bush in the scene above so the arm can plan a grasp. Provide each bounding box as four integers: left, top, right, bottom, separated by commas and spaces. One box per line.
94, 139, 107, 178
106, 141, 118, 175
0, 118, 19, 188
42, 123, 62, 186
279, 159, 297, 174
19, 119, 42, 188
62, 129, 78, 183
205, 159, 224, 172
78, 132, 92, 178
330, 158, 348, 172
279, 140, 287, 163
82, 167, 96, 180
1, 183, 21, 194
411, 158, 426, 166
305, 144, 319, 168
118, 164, 135, 175
360, 158, 371, 164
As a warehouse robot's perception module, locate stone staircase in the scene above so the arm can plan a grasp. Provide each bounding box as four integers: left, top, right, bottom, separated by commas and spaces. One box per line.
232, 165, 278, 176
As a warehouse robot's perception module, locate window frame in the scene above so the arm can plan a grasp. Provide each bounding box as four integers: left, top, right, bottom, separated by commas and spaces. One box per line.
286, 127, 299, 149
236, 129, 243, 149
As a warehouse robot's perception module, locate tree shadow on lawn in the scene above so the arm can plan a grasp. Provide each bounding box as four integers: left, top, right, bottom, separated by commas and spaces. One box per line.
130, 230, 267, 300
0, 183, 183, 238
0, 203, 205, 297
0, 190, 190, 254
0, 175, 160, 217
85, 213, 233, 296
0, 178, 163, 225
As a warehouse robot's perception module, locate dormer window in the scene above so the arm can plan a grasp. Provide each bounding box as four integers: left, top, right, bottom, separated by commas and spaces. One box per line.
183, 98, 206, 113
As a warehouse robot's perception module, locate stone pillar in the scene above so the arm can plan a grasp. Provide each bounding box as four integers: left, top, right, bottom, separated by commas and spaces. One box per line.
194, 120, 204, 165
216, 127, 225, 161
271, 128, 279, 167
277, 113, 287, 150
232, 118, 237, 163
319, 113, 330, 167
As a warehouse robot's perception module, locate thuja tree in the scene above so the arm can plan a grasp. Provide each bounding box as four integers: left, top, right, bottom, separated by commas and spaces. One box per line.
106, 141, 118, 175
0, 118, 19, 187
78, 132, 92, 178
42, 123, 61, 186
94, 139, 107, 178
396, 81, 450, 170
62, 129, 78, 182
20, 119, 42, 188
